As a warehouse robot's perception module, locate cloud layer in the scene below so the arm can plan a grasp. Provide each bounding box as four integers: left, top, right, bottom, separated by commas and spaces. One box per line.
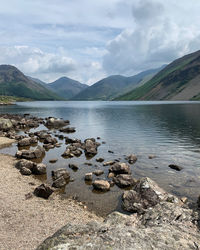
0, 0, 200, 84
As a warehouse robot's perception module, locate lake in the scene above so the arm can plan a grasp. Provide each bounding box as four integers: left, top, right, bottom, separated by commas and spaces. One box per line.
1, 100, 200, 215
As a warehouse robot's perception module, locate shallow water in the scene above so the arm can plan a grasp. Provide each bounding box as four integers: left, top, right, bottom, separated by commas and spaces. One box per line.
1, 101, 200, 215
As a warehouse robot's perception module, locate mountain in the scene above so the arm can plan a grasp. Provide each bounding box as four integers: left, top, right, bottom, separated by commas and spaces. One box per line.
0, 65, 61, 100
72, 67, 163, 101
27, 76, 47, 87
116, 50, 200, 101
48, 77, 88, 99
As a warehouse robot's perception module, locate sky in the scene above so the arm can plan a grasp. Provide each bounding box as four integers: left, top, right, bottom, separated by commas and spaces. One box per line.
0, 0, 200, 85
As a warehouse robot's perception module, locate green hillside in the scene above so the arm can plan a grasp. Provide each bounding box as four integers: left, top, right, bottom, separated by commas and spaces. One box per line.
116, 50, 200, 101
0, 65, 62, 100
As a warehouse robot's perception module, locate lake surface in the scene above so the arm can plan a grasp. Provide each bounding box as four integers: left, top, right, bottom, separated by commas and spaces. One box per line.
1, 101, 200, 215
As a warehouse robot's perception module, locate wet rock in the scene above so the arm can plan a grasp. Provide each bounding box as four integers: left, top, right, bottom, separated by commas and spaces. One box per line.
103, 161, 115, 166
108, 150, 114, 154
122, 177, 178, 213
168, 164, 183, 171
181, 197, 188, 203
69, 163, 79, 171
85, 173, 93, 181
49, 159, 58, 163
148, 155, 156, 159
92, 180, 110, 191
97, 137, 101, 139
16, 145, 45, 159
32, 163, 46, 175
0, 118, 13, 131
62, 145, 82, 158
52, 176, 67, 188
20, 167, 32, 175
43, 144, 55, 150
58, 134, 64, 140
34, 184, 54, 199
109, 162, 131, 175
65, 137, 81, 144
84, 162, 92, 166
96, 157, 104, 163
59, 127, 76, 133
113, 174, 136, 188
93, 170, 104, 176
125, 154, 137, 164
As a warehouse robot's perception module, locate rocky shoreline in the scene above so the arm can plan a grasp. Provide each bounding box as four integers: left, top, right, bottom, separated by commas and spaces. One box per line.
0, 113, 200, 249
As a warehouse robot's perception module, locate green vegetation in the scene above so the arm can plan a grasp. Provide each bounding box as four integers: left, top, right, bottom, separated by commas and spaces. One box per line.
0, 95, 30, 104
116, 50, 200, 100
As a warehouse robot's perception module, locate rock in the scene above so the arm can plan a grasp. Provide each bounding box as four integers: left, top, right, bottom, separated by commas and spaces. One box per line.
62, 145, 82, 158
125, 154, 137, 164
93, 170, 104, 176
43, 144, 55, 150
43, 136, 57, 145
122, 177, 178, 213
0, 118, 13, 131
197, 196, 200, 207
52, 168, 70, 181
59, 127, 76, 133
69, 163, 78, 171
85, 173, 93, 181
52, 176, 67, 188
20, 167, 32, 175
109, 162, 131, 175
32, 163, 46, 175
92, 180, 110, 191
34, 184, 54, 199
65, 137, 81, 144
49, 159, 58, 163
108, 150, 114, 154
181, 197, 188, 203
148, 155, 156, 159
103, 161, 115, 166
97, 136, 101, 139
84, 138, 99, 157
96, 157, 104, 162
18, 137, 38, 147
15, 159, 36, 170
168, 164, 183, 171
16, 146, 45, 159
108, 172, 115, 179
113, 174, 136, 188
45, 117, 69, 128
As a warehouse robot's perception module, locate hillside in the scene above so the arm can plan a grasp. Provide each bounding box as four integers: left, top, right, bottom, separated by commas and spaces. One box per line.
116, 50, 200, 101
0, 65, 62, 100
48, 77, 88, 99
72, 67, 162, 101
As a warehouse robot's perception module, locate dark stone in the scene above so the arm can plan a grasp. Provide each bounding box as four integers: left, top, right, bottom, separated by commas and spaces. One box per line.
109, 162, 131, 175
96, 158, 104, 163
168, 164, 183, 171
69, 163, 79, 171
113, 174, 136, 188
34, 184, 54, 199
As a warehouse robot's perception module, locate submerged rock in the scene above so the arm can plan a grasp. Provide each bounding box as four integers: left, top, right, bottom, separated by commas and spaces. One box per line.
16, 145, 45, 159
168, 164, 183, 171
51, 168, 70, 188
125, 154, 137, 164
93, 170, 104, 176
32, 163, 46, 175
85, 172, 93, 181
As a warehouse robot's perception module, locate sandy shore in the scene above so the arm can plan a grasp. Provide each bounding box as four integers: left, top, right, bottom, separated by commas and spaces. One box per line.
0, 153, 102, 250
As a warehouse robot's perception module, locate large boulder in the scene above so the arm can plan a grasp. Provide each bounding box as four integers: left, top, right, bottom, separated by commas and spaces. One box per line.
122, 177, 179, 213
113, 174, 136, 188
109, 162, 131, 175
0, 118, 13, 131
15, 159, 36, 170
36, 203, 200, 250
32, 163, 47, 175
34, 184, 54, 199
83, 138, 100, 157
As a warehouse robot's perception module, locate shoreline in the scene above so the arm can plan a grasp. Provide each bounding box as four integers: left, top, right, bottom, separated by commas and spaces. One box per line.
0, 152, 102, 250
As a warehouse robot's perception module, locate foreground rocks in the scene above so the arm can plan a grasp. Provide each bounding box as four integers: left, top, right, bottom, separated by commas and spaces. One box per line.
16, 145, 45, 159
34, 184, 54, 199
51, 168, 70, 188
36, 199, 200, 250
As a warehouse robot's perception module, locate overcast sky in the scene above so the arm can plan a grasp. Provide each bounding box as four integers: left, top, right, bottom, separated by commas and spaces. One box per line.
0, 0, 200, 84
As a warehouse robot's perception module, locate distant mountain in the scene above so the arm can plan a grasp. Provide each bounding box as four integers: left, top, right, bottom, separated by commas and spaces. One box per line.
48, 77, 88, 99
0, 65, 61, 100
116, 50, 200, 101
27, 76, 47, 86
72, 67, 163, 101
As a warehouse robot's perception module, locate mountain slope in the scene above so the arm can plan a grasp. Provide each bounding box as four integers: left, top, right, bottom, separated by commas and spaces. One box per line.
72, 67, 162, 101
48, 77, 88, 99
0, 65, 62, 100
116, 50, 200, 101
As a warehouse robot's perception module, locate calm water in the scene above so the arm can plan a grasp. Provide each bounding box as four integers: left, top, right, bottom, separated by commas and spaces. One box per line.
1, 101, 200, 215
